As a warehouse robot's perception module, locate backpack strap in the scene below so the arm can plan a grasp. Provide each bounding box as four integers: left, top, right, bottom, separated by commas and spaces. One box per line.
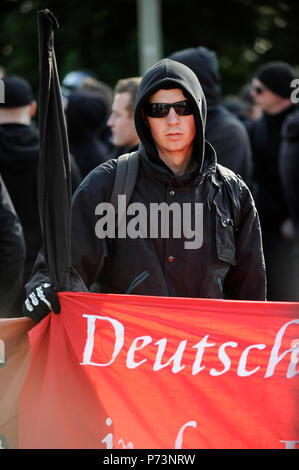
110, 151, 139, 228
93, 151, 139, 292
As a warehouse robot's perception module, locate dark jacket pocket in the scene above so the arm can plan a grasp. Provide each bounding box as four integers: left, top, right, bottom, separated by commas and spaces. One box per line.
214, 202, 236, 265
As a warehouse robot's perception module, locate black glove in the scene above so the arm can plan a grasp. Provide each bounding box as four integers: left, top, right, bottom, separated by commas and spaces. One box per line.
23, 283, 61, 323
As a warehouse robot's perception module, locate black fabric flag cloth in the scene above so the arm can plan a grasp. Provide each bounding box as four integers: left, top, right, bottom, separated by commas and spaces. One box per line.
37, 9, 71, 291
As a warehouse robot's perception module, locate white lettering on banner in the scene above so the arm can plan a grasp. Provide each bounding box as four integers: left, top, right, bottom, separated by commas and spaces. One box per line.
101, 417, 134, 450
100, 417, 197, 450
81, 315, 299, 378
280, 440, 299, 449
174, 421, 197, 449
210, 341, 238, 376
126, 336, 152, 368
153, 339, 187, 373
265, 319, 299, 378
237, 344, 267, 377
192, 335, 216, 374
80, 314, 124, 366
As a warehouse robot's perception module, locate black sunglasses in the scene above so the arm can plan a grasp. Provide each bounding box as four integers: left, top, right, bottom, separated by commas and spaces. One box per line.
252, 85, 265, 95
143, 100, 193, 118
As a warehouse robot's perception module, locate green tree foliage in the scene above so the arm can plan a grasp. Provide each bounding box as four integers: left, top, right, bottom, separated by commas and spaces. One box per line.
0, 0, 298, 99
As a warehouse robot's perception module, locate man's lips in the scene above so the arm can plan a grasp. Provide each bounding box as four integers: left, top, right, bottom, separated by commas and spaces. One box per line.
165, 132, 183, 140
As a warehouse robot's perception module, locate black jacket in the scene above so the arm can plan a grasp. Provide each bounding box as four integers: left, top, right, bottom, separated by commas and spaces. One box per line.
248, 105, 298, 232
0, 123, 42, 283
0, 175, 25, 317
280, 110, 299, 233
27, 59, 266, 301
0, 123, 82, 283
280, 110, 299, 300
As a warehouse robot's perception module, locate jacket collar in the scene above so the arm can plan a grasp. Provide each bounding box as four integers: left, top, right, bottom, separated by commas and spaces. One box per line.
138, 140, 217, 187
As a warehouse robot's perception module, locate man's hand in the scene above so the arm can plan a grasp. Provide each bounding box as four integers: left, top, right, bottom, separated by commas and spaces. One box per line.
23, 283, 61, 323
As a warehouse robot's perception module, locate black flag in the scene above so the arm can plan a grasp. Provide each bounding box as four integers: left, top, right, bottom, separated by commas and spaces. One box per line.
37, 9, 71, 291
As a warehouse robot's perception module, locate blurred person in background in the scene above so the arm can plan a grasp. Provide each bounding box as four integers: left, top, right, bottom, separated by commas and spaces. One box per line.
80, 76, 114, 151
0, 174, 25, 317
0, 75, 81, 284
223, 83, 262, 128
107, 77, 141, 157
0, 75, 41, 284
249, 61, 298, 301
279, 109, 299, 300
61, 69, 96, 104
65, 78, 113, 179
168, 46, 253, 187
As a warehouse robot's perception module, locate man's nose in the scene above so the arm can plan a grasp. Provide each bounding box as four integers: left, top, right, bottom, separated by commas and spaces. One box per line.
107, 115, 114, 127
166, 107, 180, 123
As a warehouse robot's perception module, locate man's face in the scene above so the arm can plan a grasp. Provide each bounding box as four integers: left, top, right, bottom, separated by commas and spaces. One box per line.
250, 78, 283, 114
107, 92, 139, 147
145, 88, 196, 174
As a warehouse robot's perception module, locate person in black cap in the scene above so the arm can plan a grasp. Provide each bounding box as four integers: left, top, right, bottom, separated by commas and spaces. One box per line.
248, 61, 298, 301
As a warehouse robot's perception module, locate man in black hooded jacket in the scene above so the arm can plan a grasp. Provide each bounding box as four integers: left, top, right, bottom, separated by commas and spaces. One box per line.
24, 59, 266, 323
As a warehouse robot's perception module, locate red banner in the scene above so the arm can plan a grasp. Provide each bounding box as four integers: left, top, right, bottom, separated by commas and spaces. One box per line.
18, 292, 299, 449
0, 317, 34, 449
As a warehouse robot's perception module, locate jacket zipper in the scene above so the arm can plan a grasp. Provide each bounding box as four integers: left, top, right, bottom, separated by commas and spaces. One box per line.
126, 270, 150, 294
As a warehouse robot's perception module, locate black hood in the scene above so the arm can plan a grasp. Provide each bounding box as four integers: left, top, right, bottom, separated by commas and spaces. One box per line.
66, 90, 109, 141
134, 58, 212, 174
168, 47, 222, 107
0, 123, 39, 171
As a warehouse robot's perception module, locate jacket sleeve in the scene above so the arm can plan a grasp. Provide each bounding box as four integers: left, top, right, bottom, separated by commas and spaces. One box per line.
0, 176, 26, 317
71, 160, 117, 290
26, 160, 117, 295
223, 179, 267, 301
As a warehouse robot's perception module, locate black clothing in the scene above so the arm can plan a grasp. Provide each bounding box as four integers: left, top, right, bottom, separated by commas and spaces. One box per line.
0, 123, 42, 283
168, 47, 253, 186
66, 90, 111, 178
0, 175, 25, 317
206, 106, 252, 186
280, 111, 299, 300
26, 59, 266, 301
248, 104, 298, 300
109, 144, 139, 159
280, 111, 299, 230
0, 123, 81, 284
248, 105, 297, 230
